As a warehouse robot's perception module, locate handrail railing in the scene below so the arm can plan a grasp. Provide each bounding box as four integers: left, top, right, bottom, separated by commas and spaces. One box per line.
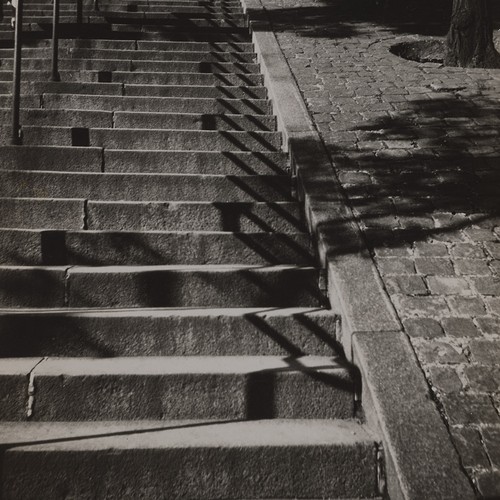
11, 0, 23, 144
11, 0, 87, 144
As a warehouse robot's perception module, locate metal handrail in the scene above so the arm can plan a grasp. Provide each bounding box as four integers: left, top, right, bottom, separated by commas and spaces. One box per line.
11, 0, 86, 144
11, 0, 23, 144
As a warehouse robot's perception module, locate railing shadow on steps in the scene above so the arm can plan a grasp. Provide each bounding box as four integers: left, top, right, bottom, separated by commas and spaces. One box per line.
8, 0, 96, 144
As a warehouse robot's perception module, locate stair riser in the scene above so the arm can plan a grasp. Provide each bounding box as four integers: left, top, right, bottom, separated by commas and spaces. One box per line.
2, 82, 267, 100
42, 95, 271, 114
0, 147, 287, 175
0, 70, 264, 86
2, 59, 260, 73
0, 171, 291, 201
0, 48, 255, 62
21, 128, 281, 151
71, 267, 321, 308
1, 446, 377, 499
0, 310, 336, 357
106, 18, 248, 28
15, 40, 254, 51
0, 109, 112, 128
88, 201, 304, 232
6, 109, 275, 132
0, 199, 303, 232
0, 266, 321, 308
104, 150, 287, 174
25, 372, 354, 421
114, 111, 275, 131
0, 230, 313, 266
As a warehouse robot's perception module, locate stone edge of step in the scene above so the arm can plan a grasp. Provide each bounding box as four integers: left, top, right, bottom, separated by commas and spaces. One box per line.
243, 3, 477, 500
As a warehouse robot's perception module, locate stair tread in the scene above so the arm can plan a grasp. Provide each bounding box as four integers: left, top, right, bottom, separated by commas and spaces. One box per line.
0, 419, 374, 448
0, 306, 331, 316
4, 355, 348, 375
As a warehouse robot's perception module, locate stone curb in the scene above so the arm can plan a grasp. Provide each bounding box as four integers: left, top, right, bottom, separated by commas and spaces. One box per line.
241, 4, 477, 499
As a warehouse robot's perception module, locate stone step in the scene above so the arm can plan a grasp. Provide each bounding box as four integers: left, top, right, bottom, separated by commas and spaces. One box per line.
0, 95, 40, 109
111, 25, 250, 40
0, 307, 335, 356
2, 57, 260, 73
88, 200, 304, 232
0, 27, 251, 43
49, 39, 253, 51
0, 47, 257, 62
0, 420, 378, 498
0, 109, 275, 130
0, 109, 113, 128
115, 110, 275, 130
0, 81, 267, 100
0, 171, 291, 201
42, 94, 271, 114
14, 5, 245, 14
21, 127, 281, 151
99, 10, 247, 21
0, 146, 288, 174
102, 16, 248, 28
17, 0, 243, 5
2, 355, 354, 420
0, 198, 303, 232
0, 69, 264, 85
0, 265, 322, 308
0, 229, 314, 265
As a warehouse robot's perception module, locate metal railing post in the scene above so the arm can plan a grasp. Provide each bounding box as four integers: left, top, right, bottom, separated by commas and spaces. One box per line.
11, 0, 24, 145
51, 0, 60, 81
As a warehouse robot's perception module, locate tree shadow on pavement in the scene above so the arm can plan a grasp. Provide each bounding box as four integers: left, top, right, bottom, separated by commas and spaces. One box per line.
324, 91, 500, 255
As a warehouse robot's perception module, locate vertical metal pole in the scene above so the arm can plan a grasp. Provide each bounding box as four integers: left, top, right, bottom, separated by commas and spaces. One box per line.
11, 0, 23, 145
51, 0, 60, 81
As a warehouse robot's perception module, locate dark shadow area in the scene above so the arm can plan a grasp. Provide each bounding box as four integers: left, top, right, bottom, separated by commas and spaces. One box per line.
250, 0, 500, 39
316, 91, 500, 256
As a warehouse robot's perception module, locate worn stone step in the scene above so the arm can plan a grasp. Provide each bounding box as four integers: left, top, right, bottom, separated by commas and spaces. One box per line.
0, 265, 322, 308
0, 69, 264, 86
3, 58, 260, 73
0, 109, 113, 128
0, 47, 256, 62
0, 146, 288, 174
0, 198, 303, 232
104, 149, 288, 174
3, 81, 124, 96
112, 25, 250, 41
5, 356, 354, 420
42, 94, 271, 114
0, 171, 291, 201
30, 39, 253, 51
103, 16, 247, 28
22, 127, 281, 151
124, 84, 267, 99
0, 420, 378, 498
87, 200, 304, 232
99, 5, 244, 14
0, 229, 313, 265
0, 307, 336, 356
0, 95, 40, 109
114, 111, 275, 131
0, 198, 86, 230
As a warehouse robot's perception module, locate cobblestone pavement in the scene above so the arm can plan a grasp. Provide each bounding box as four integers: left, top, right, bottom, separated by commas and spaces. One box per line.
262, 1, 500, 496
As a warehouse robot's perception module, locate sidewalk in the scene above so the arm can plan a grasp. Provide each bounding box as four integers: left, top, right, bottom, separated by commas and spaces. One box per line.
262, 1, 500, 496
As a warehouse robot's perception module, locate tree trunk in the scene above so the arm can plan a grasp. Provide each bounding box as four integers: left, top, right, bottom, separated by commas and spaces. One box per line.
445, 0, 500, 68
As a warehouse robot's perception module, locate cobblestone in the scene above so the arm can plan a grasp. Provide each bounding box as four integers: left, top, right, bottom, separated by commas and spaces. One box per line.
265, 1, 500, 494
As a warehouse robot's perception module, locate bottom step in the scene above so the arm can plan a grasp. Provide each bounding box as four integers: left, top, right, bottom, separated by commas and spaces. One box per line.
0, 420, 379, 499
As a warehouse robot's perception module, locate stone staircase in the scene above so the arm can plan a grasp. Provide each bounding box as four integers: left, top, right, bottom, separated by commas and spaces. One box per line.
0, 0, 382, 497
